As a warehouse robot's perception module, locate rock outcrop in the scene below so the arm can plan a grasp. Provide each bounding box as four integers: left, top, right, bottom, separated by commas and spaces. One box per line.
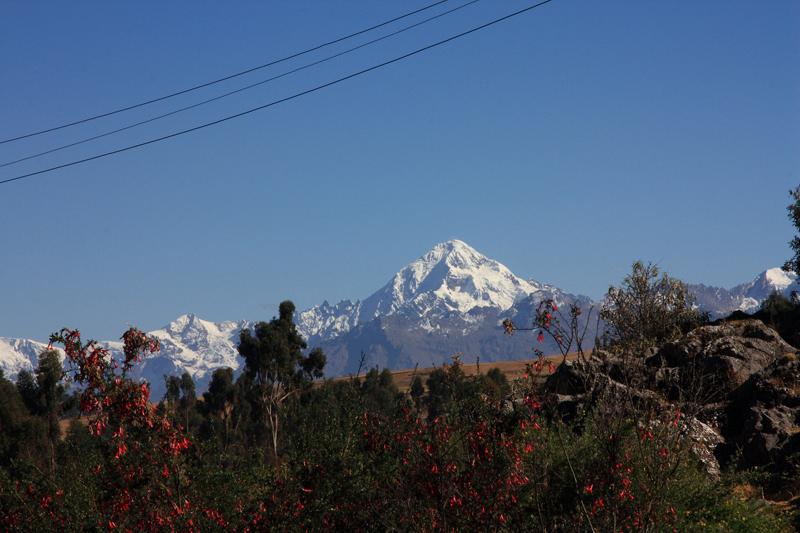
646, 320, 794, 401
723, 354, 800, 480
542, 320, 798, 485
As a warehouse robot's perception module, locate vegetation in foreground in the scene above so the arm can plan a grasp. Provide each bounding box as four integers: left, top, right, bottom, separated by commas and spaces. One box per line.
2, 189, 800, 531
0, 294, 795, 530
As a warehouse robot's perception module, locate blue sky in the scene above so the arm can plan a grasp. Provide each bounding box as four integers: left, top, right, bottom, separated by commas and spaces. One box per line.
1, 0, 798, 340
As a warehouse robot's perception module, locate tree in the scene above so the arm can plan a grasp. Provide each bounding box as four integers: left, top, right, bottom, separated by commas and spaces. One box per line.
360, 368, 401, 414
482, 367, 510, 401
201, 368, 235, 448
424, 360, 475, 421
34, 349, 64, 473
164, 375, 181, 406
204, 368, 235, 414
0, 372, 31, 467
784, 186, 800, 273
237, 301, 326, 460
15, 369, 38, 415
410, 375, 425, 410
162, 373, 198, 432
25, 327, 199, 530
179, 372, 197, 431
600, 261, 704, 351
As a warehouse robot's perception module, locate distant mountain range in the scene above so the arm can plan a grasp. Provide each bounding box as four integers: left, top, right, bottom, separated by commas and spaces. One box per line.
296, 240, 593, 376
687, 267, 798, 316
1, 240, 795, 399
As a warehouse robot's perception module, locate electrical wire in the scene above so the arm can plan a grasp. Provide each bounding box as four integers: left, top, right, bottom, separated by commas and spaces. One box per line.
0, 0, 555, 187
0, 0, 450, 145
0, 0, 481, 169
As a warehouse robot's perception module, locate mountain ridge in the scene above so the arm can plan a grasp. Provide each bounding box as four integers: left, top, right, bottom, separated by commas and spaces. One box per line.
1, 240, 795, 398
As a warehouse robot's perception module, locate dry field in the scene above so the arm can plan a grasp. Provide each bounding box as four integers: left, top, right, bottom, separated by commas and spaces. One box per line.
341, 352, 581, 392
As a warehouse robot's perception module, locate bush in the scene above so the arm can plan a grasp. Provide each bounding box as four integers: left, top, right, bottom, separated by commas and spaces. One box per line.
601, 261, 707, 351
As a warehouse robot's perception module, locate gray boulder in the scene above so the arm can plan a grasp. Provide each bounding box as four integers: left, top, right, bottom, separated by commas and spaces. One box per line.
724, 354, 800, 471
646, 320, 794, 401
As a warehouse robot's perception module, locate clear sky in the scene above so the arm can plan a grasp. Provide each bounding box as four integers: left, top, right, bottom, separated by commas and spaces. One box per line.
1, 0, 798, 340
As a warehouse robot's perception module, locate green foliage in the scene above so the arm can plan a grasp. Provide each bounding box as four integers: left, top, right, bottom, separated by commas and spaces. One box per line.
424, 364, 468, 420
35, 350, 64, 413
238, 301, 315, 389
601, 261, 707, 351
360, 367, 402, 414
730, 291, 800, 348
237, 300, 326, 458
669, 476, 794, 532
483, 367, 511, 400
0, 373, 34, 468
410, 374, 425, 409
162, 371, 202, 433
783, 185, 800, 273
1, 322, 795, 531
535, 416, 794, 532
15, 369, 38, 414
761, 292, 796, 333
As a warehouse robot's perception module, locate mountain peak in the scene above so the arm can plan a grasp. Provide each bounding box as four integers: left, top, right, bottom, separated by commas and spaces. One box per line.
424, 239, 487, 268
691, 267, 800, 316
167, 313, 206, 333
430, 238, 475, 252
356, 239, 539, 320
760, 267, 796, 291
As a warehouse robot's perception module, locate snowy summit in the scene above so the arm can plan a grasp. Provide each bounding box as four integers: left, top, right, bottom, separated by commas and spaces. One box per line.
361, 239, 541, 318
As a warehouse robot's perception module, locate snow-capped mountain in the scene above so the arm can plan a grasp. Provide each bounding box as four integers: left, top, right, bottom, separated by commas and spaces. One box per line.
689, 267, 799, 316
360, 240, 543, 319
124, 314, 252, 397
301, 240, 593, 375
738, 268, 798, 307
299, 240, 573, 345
1, 240, 794, 396
297, 300, 361, 343
0, 337, 60, 381
0, 314, 250, 399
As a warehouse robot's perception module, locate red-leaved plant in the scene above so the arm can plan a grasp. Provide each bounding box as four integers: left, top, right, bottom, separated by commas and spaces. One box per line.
47, 328, 199, 531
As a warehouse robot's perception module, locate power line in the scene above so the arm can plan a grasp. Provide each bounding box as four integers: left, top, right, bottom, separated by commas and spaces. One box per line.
0, 0, 481, 169
0, 0, 555, 187
0, 0, 450, 146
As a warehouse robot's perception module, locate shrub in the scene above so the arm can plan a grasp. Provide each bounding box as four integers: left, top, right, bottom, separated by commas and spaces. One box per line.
601, 261, 706, 351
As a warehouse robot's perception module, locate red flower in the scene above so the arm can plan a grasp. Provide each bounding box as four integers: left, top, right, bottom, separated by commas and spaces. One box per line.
524, 443, 534, 454
114, 443, 127, 459
39, 495, 52, 509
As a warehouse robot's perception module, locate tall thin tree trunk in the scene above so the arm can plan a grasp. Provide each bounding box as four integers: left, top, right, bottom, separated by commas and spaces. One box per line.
271, 411, 279, 461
